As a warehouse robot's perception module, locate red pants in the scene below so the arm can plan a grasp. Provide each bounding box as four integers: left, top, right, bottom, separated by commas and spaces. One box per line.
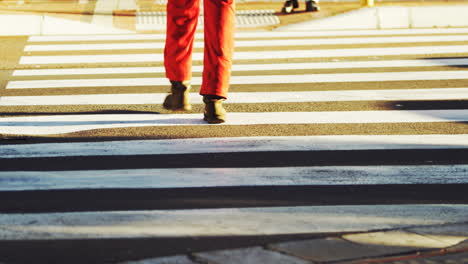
164, 0, 235, 99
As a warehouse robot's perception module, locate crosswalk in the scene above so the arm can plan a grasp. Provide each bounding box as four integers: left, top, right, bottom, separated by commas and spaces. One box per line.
1, 27, 468, 262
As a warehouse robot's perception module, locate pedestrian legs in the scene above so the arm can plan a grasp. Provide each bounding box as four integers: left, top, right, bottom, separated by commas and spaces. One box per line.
164, 0, 235, 123
164, 0, 200, 82
200, 0, 235, 99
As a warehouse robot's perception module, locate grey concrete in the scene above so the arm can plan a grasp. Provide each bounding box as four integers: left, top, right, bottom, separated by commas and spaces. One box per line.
447, 240, 468, 252
279, 7, 378, 31
270, 237, 415, 262
410, 6, 468, 28
119, 255, 198, 264
377, 7, 409, 29
384, 251, 468, 264
194, 247, 308, 264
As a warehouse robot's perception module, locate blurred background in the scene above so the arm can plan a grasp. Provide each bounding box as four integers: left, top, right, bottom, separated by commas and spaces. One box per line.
1, 0, 467, 34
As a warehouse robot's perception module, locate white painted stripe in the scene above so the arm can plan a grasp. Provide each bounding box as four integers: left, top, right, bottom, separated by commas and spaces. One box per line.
19, 45, 468, 64
236, 45, 468, 60
19, 53, 163, 65
12, 58, 468, 76
26, 28, 468, 42
13, 66, 168, 76
7, 71, 468, 89
2, 110, 468, 135
234, 35, 468, 46
25, 43, 167, 51
23, 35, 468, 51
2, 165, 468, 191
2, 88, 468, 106
28, 34, 169, 42
2, 134, 468, 157
2, 205, 468, 239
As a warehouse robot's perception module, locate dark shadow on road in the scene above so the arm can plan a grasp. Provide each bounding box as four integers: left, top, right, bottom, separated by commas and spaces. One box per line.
0, 232, 341, 264
2, 149, 468, 171
422, 57, 468, 68
384, 100, 468, 110
384, 99, 468, 127
1, 184, 468, 213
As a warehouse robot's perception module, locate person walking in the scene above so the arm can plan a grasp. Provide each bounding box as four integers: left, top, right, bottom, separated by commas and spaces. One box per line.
282, 0, 319, 14
163, 0, 235, 124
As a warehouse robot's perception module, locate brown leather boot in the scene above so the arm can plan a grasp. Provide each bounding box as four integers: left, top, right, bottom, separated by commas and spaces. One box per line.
203, 95, 226, 124
163, 80, 192, 111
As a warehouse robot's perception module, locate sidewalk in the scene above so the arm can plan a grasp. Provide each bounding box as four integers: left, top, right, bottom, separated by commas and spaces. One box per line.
2, 1, 468, 35
276, 1, 468, 31
118, 222, 468, 263
0, 1, 355, 35
0, 0, 359, 31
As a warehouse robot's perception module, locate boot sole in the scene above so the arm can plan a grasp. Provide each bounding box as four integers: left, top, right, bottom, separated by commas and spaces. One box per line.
163, 94, 192, 111
203, 116, 226, 124
163, 103, 192, 111
167, 106, 192, 111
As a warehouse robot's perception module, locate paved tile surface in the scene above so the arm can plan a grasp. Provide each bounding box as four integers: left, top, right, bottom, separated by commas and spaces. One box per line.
270, 237, 414, 262
119, 255, 198, 264
384, 251, 468, 264
446, 240, 468, 253
194, 247, 309, 264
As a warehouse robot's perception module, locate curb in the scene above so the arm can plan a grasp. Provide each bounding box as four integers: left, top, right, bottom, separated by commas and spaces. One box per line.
117, 222, 468, 264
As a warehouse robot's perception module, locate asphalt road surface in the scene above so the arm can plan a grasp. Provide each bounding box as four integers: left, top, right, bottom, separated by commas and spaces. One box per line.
1, 28, 468, 263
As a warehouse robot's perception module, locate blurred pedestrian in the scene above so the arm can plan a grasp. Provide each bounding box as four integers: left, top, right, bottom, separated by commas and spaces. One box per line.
282, 0, 319, 14
163, 0, 235, 124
